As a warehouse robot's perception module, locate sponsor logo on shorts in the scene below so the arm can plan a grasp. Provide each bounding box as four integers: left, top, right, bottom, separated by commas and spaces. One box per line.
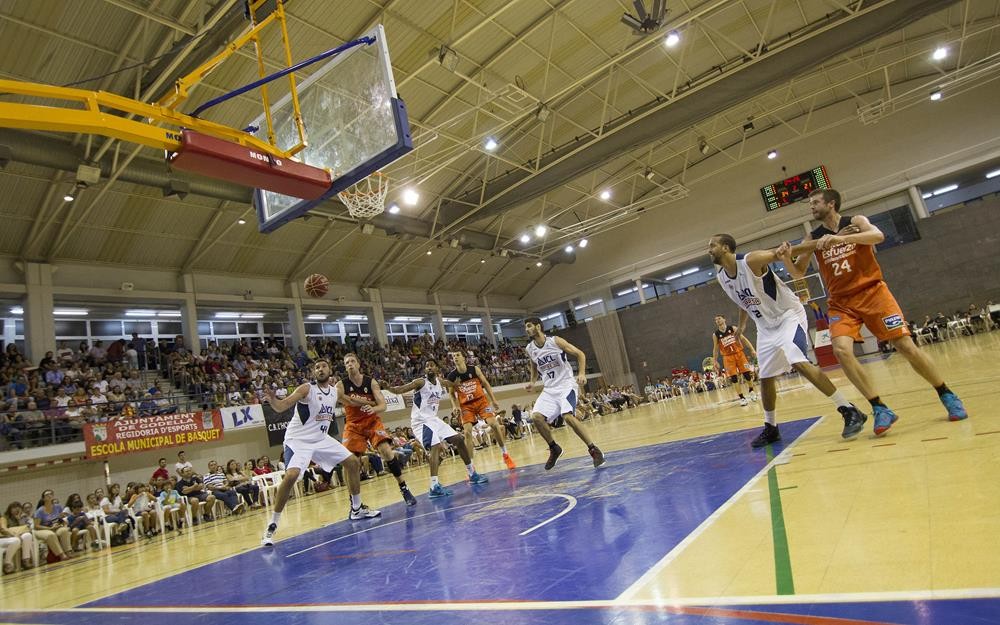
883, 314, 904, 330
829, 315, 841, 322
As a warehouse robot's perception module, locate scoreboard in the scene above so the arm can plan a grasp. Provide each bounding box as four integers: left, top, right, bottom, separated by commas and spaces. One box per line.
761, 166, 831, 211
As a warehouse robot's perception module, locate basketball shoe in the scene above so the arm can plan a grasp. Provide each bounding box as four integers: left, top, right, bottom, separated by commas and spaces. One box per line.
400, 485, 417, 507
429, 483, 453, 498
750, 423, 781, 448
739, 396, 749, 407
839, 404, 868, 439
468, 471, 489, 485
589, 445, 606, 467
503, 452, 516, 469
940, 392, 968, 421
349, 504, 382, 520
872, 404, 898, 436
544, 442, 563, 470
261, 523, 276, 547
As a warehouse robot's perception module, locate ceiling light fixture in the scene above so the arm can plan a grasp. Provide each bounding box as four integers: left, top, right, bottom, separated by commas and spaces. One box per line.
519, 233, 531, 244
63, 194, 75, 202
664, 30, 680, 47
599, 190, 611, 200
535, 261, 543, 267
578, 238, 588, 248
388, 203, 400, 214
306, 314, 328, 320
237, 218, 246, 225
932, 46, 948, 61
484, 138, 498, 151
932, 184, 958, 196
930, 90, 942, 101
986, 168, 1000, 179
767, 149, 778, 159
534, 224, 547, 237
403, 188, 420, 205
564, 245, 574, 253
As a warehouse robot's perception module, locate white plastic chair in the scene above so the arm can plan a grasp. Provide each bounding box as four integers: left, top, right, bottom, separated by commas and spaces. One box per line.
154, 499, 191, 533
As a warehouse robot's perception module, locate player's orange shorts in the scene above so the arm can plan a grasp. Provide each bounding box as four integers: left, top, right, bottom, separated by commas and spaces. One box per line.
828, 280, 911, 342
460, 397, 495, 425
722, 351, 753, 378
342, 416, 392, 454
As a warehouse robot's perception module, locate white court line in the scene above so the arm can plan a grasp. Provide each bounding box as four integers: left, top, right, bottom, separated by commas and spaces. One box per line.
9, 587, 1000, 613
615, 417, 826, 601
285, 493, 576, 558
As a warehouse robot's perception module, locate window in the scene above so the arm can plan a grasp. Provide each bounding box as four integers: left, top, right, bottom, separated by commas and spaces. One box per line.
157, 322, 182, 336
263, 323, 285, 334
54, 320, 87, 335
322, 323, 341, 334
93, 321, 123, 336
212, 322, 237, 335
870, 206, 920, 250
123, 321, 152, 335
197, 322, 212, 335
237, 322, 259, 335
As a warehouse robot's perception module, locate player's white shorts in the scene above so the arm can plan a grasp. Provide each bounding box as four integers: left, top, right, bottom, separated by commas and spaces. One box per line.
283, 437, 352, 475
756, 309, 811, 379
531, 387, 578, 424
415, 417, 457, 448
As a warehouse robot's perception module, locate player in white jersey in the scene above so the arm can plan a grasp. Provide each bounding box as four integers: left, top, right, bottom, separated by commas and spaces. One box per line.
260, 359, 379, 547
524, 317, 606, 470
708, 234, 868, 448
382, 358, 489, 498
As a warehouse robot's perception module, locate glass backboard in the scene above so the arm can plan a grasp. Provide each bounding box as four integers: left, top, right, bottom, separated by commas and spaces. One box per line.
252, 24, 411, 233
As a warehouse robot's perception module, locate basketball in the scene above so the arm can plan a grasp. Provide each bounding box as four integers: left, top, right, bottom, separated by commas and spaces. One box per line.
304, 273, 329, 298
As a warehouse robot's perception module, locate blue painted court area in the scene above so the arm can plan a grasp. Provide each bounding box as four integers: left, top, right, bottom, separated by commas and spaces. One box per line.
2, 416, 999, 624
82, 418, 817, 608
2, 597, 999, 625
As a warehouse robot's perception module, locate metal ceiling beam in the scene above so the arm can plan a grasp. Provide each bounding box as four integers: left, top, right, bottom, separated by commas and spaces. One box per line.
431, 0, 961, 232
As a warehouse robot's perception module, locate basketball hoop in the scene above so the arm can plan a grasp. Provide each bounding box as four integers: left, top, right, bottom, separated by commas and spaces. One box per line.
338, 171, 388, 220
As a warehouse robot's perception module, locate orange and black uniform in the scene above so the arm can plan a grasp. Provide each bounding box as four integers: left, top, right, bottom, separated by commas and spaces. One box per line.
447, 366, 495, 425
812, 216, 909, 342
341, 374, 391, 454
715, 325, 753, 380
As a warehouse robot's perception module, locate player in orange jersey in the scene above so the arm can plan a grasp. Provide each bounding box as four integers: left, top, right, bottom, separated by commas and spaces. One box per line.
446, 350, 516, 470
783, 189, 968, 436
712, 314, 758, 406
336, 353, 417, 507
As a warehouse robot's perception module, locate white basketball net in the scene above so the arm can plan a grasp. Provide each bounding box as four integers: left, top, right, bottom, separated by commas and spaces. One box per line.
338, 172, 388, 220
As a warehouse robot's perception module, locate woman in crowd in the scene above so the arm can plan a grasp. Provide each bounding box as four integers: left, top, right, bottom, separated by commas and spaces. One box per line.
98, 484, 134, 540
64, 493, 99, 552
225, 459, 261, 508
32, 489, 74, 561
1, 502, 35, 573
127, 484, 157, 538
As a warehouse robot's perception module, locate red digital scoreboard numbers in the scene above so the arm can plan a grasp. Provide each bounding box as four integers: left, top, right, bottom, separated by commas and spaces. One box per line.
760, 166, 831, 211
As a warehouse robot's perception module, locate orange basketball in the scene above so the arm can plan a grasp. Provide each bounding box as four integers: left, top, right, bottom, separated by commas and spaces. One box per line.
304, 273, 329, 298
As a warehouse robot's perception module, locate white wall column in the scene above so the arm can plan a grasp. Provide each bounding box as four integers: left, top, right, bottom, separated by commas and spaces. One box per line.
634, 278, 646, 304
907, 185, 930, 219
479, 295, 496, 345
286, 281, 307, 351
23, 262, 55, 361
431, 293, 446, 341
178, 273, 200, 352
366, 288, 389, 347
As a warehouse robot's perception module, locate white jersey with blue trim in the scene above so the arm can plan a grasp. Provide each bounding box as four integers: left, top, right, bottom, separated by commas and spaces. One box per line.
410, 377, 444, 426
716, 255, 803, 330
527, 336, 576, 392
284, 382, 338, 445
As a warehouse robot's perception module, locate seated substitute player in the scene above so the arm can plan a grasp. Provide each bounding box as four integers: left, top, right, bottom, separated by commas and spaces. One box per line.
261, 359, 378, 546
708, 234, 868, 447
524, 317, 606, 469
712, 314, 758, 406
382, 358, 489, 498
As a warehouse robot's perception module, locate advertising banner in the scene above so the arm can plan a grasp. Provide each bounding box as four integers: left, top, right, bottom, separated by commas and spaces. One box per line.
84, 411, 224, 459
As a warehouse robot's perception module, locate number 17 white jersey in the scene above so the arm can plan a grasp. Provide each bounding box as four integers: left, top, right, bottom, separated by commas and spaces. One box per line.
716, 255, 803, 330
527, 336, 575, 391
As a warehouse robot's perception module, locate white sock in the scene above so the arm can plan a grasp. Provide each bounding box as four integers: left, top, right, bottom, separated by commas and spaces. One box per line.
763, 410, 776, 426
466, 463, 476, 477
500, 446, 507, 454
270, 512, 281, 526
350, 494, 361, 509
430, 476, 440, 487
828, 389, 851, 409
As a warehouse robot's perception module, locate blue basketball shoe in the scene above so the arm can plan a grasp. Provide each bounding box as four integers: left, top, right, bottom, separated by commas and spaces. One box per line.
468, 472, 489, 485
872, 404, 898, 436
940, 392, 968, 421
428, 483, 453, 498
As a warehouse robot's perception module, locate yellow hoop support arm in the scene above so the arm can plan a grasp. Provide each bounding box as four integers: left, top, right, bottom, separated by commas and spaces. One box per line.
0, 79, 304, 160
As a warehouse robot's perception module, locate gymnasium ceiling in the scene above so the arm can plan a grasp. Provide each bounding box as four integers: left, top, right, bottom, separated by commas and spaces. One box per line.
0, 0, 998, 300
